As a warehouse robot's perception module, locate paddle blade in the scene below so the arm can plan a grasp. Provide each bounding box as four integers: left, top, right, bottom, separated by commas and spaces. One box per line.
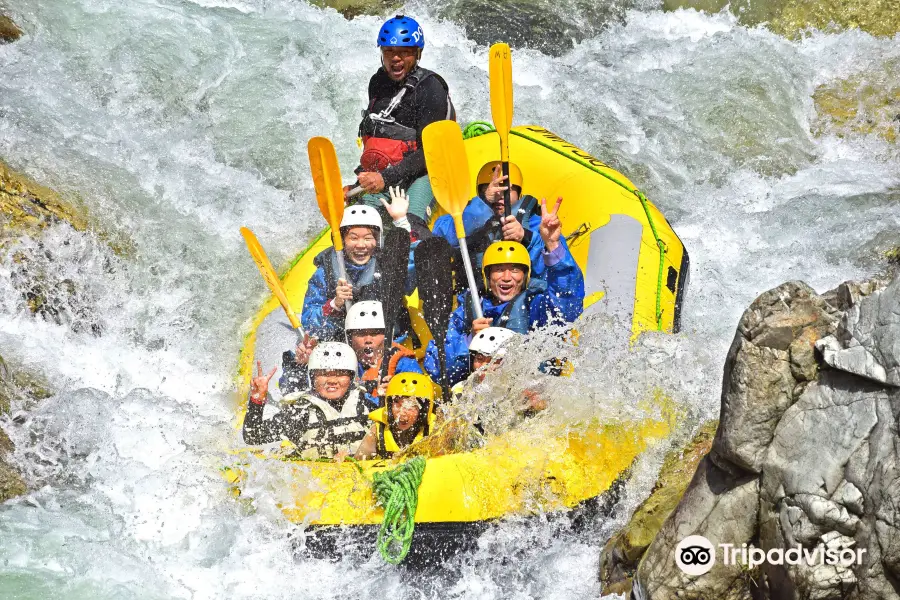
423, 120, 470, 233
414, 237, 454, 342
307, 136, 345, 251
489, 42, 513, 162
240, 227, 302, 332
379, 229, 412, 380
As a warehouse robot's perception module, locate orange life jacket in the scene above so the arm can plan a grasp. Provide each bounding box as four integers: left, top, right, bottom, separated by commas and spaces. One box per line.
360, 343, 417, 399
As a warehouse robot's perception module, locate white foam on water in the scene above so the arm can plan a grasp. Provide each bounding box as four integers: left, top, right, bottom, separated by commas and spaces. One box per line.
0, 1, 897, 598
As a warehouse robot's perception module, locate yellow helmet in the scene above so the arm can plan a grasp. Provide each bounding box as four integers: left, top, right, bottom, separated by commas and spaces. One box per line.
384, 373, 435, 434
385, 373, 435, 402
476, 161, 523, 190
481, 241, 531, 288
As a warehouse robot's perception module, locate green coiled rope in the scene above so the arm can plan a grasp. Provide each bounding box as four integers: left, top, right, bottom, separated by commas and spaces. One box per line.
371, 456, 427, 564
462, 120, 495, 139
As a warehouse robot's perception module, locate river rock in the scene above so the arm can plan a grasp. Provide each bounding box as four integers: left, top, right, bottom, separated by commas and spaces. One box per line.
0, 15, 22, 43
599, 420, 718, 595
0, 354, 53, 503
632, 272, 900, 599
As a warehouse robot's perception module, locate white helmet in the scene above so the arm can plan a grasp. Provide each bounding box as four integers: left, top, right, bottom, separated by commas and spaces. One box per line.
308, 341, 358, 374
340, 205, 383, 246
345, 300, 385, 332
468, 327, 521, 358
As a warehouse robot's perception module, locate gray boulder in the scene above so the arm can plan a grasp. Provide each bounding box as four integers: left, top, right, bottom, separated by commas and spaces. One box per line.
631, 273, 900, 599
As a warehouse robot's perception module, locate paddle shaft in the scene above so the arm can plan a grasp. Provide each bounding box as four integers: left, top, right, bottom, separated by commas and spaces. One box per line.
334, 248, 352, 312
501, 161, 511, 217
457, 238, 484, 319
490, 43, 514, 219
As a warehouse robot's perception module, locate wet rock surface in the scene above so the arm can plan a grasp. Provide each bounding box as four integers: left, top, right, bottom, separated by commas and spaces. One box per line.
0, 354, 53, 502
599, 420, 719, 595
632, 273, 900, 599
0, 14, 22, 43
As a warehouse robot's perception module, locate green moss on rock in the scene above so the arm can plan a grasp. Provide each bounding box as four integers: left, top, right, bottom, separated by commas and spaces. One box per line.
0, 15, 22, 44
599, 420, 719, 594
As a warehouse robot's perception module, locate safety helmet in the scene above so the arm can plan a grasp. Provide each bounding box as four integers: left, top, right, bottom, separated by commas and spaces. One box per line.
469, 326, 521, 359
385, 372, 434, 433
340, 205, 383, 246
308, 341, 358, 375
377, 15, 424, 48
482, 240, 531, 288
345, 300, 385, 332
476, 161, 523, 192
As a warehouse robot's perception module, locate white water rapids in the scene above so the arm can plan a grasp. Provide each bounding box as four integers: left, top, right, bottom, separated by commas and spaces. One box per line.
0, 1, 897, 598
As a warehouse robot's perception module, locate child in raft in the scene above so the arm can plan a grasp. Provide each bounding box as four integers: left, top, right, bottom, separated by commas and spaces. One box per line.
301, 187, 426, 341
354, 373, 436, 459
243, 342, 371, 459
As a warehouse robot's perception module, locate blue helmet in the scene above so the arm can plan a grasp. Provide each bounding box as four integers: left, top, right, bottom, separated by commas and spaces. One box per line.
377, 15, 424, 48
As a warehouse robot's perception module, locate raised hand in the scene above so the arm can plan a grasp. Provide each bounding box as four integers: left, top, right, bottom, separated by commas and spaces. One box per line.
294, 334, 318, 365
539, 196, 563, 252
380, 186, 410, 221
250, 360, 278, 405
333, 277, 353, 309
484, 164, 508, 205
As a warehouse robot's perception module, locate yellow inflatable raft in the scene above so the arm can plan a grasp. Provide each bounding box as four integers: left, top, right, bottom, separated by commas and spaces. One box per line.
230, 124, 688, 561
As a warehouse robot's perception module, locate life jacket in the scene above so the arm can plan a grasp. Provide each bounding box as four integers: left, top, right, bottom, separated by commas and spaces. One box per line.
358, 67, 456, 172
368, 406, 436, 458
314, 247, 381, 303
360, 343, 418, 398
282, 388, 371, 459
465, 277, 549, 335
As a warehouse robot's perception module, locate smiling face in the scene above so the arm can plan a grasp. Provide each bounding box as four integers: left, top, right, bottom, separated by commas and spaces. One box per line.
381, 46, 418, 82
349, 328, 386, 368
342, 226, 378, 265
390, 396, 421, 432
312, 370, 353, 401
487, 263, 527, 302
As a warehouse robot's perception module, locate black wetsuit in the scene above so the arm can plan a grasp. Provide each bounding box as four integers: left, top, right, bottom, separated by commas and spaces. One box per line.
357, 66, 455, 189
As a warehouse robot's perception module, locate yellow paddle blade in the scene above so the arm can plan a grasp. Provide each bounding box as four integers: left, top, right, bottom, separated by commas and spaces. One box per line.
423, 120, 470, 238
240, 227, 302, 332
489, 42, 513, 162
307, 136, 345, 252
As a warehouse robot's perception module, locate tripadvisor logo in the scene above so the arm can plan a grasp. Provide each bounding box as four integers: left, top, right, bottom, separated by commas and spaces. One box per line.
675, 535, 867, 576
675, 535, 716, 576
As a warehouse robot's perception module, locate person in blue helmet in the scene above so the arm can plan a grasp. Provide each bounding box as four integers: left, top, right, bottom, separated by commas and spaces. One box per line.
431, 161, 570, 293
345, 15, 456, 231
425, 197, 584, 386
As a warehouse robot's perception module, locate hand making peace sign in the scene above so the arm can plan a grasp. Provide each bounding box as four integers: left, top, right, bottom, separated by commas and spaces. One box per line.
539, 196, 563, 252
250, 360, 277, 405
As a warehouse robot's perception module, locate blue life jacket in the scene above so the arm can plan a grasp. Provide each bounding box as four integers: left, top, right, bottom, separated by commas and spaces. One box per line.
314, 247, 382, 302
465, 278, 549, 334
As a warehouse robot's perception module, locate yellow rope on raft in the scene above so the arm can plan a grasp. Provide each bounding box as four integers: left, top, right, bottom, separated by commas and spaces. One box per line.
371, 456, 427, 564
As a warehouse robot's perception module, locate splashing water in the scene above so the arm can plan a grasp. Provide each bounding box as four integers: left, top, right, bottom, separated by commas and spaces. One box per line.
0, 0, 897, 598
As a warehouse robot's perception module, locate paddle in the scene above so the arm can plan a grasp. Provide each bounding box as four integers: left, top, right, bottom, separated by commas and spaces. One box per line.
422, 120, 484, 319
490, 42, 513, 218
240, 227, 306, 339
307, 136, 351, 309
378, 228, 412, 384
414, 237, 454, 404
